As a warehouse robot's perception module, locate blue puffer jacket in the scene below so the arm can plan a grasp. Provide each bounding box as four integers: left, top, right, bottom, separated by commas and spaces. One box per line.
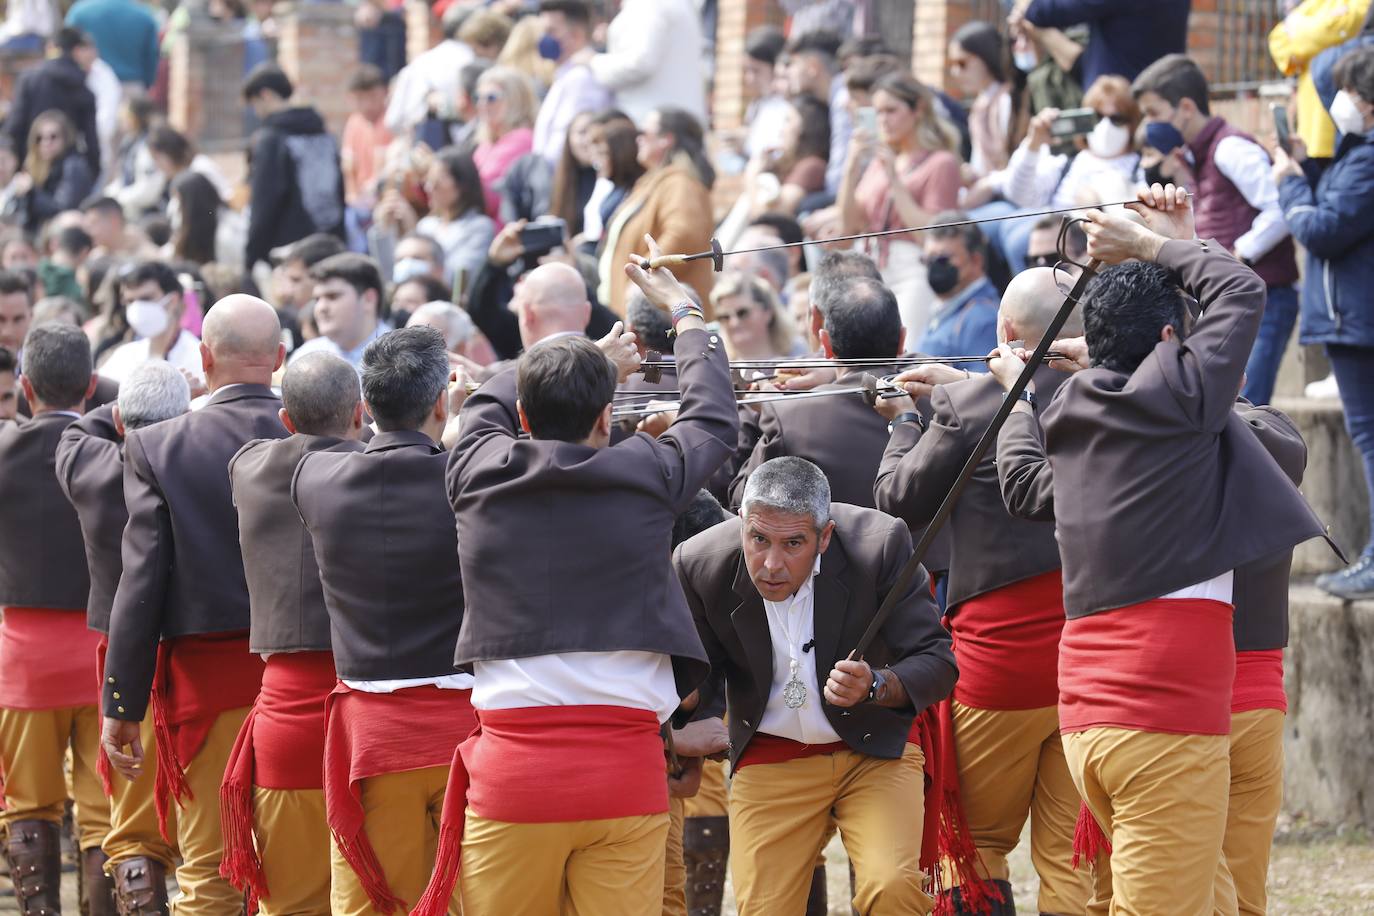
1278, 128, 1374, 348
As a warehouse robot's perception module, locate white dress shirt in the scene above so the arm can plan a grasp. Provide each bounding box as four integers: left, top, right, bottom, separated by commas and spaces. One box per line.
1212, 135, 1291, 264
589, 0, 706, 126
473, 651, 679, 723
757, 555, 842, 745
98, 329, 204, 384
1161, 569, 1234, 604
343, 672, 475, 693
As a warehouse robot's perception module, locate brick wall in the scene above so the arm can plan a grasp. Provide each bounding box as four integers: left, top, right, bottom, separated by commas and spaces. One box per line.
275, 3, 358, 136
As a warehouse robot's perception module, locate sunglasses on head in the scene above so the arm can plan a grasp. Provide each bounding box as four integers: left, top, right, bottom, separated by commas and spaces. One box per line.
477, 92, 504, 104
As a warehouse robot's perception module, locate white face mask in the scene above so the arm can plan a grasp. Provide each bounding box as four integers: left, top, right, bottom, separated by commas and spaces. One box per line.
126, 297, 170, 339
1013, 49, 1039, 73
1330, 90, 1368, 136
1087, 118, 1131, 159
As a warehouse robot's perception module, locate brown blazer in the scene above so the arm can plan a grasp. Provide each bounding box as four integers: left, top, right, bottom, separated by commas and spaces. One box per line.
103, 384, 288, 722
604, 164, 715, 317
448, 327, 738, 698
727, 368, 952, 573
17, 374, 119, 418
1233, 402, 1307, 652
0, 411, 89, 610
672, 503, 957, 769
293, 430, 464, 681
54, 404, 124, 631
875, 367, 1067, 609
230, 433, 364, 655
995, 239, 1331, 618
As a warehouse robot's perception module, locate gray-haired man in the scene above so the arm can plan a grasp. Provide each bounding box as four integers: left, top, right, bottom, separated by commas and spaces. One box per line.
672, 456, 957, 916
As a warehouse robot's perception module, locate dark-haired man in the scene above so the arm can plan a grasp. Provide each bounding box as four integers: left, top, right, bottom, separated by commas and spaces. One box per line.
990, 186, 1330, 912
415, 241, 738, 915
0, 324, 109, 916
291, 252, 390, 368
272, 233, 348, 350
292, 326, 468, 914
915, 213, 1000, 363
785, 29, 851, 196
533, 0, 611, 164
219, 352, 365, 915
5, 27, 101, 173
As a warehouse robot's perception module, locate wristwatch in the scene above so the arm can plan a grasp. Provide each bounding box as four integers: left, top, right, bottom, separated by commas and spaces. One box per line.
1008, 388, 1037, 410
887, 411, 925, 435
867, 668, 887, 704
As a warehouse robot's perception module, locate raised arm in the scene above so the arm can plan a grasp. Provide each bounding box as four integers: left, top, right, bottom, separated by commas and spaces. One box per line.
873, 385, 967, 527
874, 518, 958, 712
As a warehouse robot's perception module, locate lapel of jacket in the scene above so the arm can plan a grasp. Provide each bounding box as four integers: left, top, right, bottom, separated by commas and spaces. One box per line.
812, 538, 850, 672
729, 553, 773, 691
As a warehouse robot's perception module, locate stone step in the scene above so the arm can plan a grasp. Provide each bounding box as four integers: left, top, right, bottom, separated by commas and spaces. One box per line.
1272, 396, 1369, 575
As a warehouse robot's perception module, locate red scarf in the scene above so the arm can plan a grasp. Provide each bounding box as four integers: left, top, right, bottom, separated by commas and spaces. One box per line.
948, 570, 1064, 710
0, 607, 101, 710
324, 684, 477, 915
219, 651, 337, 909
411, 704, 667, 916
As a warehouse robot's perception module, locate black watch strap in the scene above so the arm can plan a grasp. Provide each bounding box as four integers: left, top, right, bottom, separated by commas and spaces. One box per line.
887, 411, 925, 435
867, 668, 886, 703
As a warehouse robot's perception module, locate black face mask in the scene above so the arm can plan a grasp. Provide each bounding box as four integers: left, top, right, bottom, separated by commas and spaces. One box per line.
1143, 163, 1168, 188
926, 255, 961, 296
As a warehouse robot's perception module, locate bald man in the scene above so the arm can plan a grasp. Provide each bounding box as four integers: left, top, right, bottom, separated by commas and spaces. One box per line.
872, 268, 1091, 915
512, 262, 595, 351
102, 296, 290, 915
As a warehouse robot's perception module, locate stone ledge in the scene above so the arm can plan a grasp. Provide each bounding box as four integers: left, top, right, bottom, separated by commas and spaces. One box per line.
1272, 396, 1369, 575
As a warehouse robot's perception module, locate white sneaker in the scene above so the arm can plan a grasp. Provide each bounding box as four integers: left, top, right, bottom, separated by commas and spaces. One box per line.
1305, 373, 1340, 399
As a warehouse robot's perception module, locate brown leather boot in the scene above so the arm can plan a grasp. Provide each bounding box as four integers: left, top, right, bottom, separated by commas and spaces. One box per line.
682, 815, 728, 916
4, 819, 63, 915
110, 857, 169, 916
805, 862, 828, 916
80, 848, 117, 916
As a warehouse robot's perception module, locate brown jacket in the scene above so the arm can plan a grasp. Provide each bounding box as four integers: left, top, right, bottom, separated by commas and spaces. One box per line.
0, 411, 89, 610
104, 384, 288, 721
604, 164, 715, 317
996, 239, 1331, 618
230, 433, 364, 655
875, 367, 1066, 609
448, 327, 737, 697
672, 503, 957, 770
293, 430, 464, 681
54, 404, 124, 631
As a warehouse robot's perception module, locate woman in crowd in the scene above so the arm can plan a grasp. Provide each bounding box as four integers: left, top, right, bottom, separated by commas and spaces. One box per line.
601, 106, 715, 315
550, 111, 599, 238
579, 109, 643, 252
472, 66, 537, 219
740, 93, 831, 221
147, 124, 233, 204
16, 111, 96, 234
1277, 44, 1374, 600
164, 171, 245, 267
948, 20, 1016, 178
709, 271, 801, 361
381, 147, 496, 284
104, 94, 162, 219
837, 71, 962, 336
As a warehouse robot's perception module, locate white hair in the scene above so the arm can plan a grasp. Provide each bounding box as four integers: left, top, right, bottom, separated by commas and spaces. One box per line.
117, 361, 191, 429
407, 301, 475, 349
740, 456, 831, 528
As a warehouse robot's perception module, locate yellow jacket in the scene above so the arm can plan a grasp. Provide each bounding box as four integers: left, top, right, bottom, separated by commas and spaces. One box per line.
1270, 0, 1372, 158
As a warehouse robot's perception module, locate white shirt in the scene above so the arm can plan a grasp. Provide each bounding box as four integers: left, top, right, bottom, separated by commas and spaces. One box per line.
473, 651, 679, 723
384, 39, 475, 135
98, 329, 204, 384
589, 0, 706, 126
1003, 142, 1140, 210
532, 57, 613, 165
343, 672, 475, 693
757, 556, 842, 745
1162, 569, 1234, 604
1212, 135, 1291, 263
290, 320, 391, 369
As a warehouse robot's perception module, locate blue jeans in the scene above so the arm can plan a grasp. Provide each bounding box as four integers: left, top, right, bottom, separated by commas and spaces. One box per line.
1241, 284, 1299, 406
1327, 344, 1374, 557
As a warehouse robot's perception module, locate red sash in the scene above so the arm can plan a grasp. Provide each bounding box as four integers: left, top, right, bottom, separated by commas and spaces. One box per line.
1058, 598, 1235, 736
324, 684, 476, 915
219, 651, 336, 908
1231, 649, 1286, 714
735, 733, 848, 769
0, 608, 100, 710
949, 570, 1064, 710
411, 704, 666, 916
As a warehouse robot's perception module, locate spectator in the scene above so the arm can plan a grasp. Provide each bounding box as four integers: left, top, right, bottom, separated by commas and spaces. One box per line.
579, 109, 642, 250
837, 71, 961, 337
2, 233, 39, 271
268, 232, 344, 349
341, 64, 394, 248
738, 93, 830, 221
1024, 213, 1087, 274
1275, 45, 1374, 599
600, 106, 715, 315
64, 0, 158, 88
532, 0, 612, 165
736, 26, 791, 164
549, 110, 598, 237
1009, 18, 1085, 133
786, 29, 852, 197
589, 0, 707, 125
406, 299, 498, 367
384, 5, 476, 136
497, 13, 556, 96
102, 93, 160, 218
146, 123, 232, 204
448, 61, 491, 156
0, 269, 32, 358
1133, 54, 1299, 406
459, 8, 513, 62
291, 252, 390, 366
709, 271, 800, 361
166, 171, 244, 267
472, 66, 538, 219
37, 225, 90, 306
381, 147, 496, 285
1012, 0, 1191, 85
241, 63, 345, 271
0, 346, 15, 421
1270, 0, 1373, 162
81, 196, 148, 259
1309, 6, 1374, 157
15, 111, 97, 234
914, 213, 999, 363
98, 260, 202, 383
949, 21, 1015, 178
392, 234, 446, 285
5, 28, 100, 176
390, 274, 450, 320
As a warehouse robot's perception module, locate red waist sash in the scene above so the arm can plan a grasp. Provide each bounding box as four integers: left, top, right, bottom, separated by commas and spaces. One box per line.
1232, 649, 1286, 714
324, 683, 476, 915
735, 733, 848, 770
219, 651, 337, 908
949, 570, 1065, 710
411, 704, 667, 916
1058, 598, 1235, 736
0, 608, 100, 710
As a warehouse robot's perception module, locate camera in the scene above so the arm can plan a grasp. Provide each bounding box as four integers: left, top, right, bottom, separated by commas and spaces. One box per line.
519, 217, 567, 258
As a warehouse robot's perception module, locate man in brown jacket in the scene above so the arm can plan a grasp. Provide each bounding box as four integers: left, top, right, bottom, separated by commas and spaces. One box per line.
55, 361, 190, 913
0, 324, 109, 916
101, 295, 289, 915
991, 186, 1330, 913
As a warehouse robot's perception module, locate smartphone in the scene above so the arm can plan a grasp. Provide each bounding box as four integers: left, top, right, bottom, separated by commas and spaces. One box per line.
1050, 108, 1098, 139
856, 106, 878, 136
519, 217, 567, 258
1271, 103, 1292, 153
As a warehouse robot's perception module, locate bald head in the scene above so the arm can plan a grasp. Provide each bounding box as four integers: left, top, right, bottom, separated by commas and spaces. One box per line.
281, 351, 361, 437
999, 268, 1082, 345
513, 263, 592, 348
200, 294, 285, 388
